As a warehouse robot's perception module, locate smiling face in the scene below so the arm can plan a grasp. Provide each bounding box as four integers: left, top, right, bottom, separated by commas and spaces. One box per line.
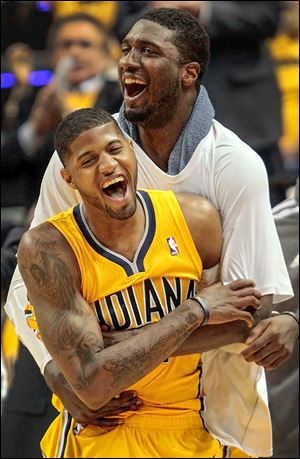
118, 20, 183, 128
61, 122, 138, 220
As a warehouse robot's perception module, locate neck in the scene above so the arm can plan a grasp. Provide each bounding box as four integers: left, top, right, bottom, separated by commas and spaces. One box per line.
137, 92, 197, 171
82, 199, 145, 261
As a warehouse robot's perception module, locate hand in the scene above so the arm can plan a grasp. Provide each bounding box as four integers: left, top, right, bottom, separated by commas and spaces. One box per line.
28, 84, 66, 136
240, 314, 299, 370
199, 279, 261, 327
44, 360, 143, 425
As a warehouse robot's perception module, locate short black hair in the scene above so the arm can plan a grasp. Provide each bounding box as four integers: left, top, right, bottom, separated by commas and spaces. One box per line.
140, 8, 210, 90
54, 108, 124, 165
47, 13, 111, 54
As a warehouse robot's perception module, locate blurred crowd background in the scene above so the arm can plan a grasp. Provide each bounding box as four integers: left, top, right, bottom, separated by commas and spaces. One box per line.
1, 2, 299, 458
1, 1, 299, 236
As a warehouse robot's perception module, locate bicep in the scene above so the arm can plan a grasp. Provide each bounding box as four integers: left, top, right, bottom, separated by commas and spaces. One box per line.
17, 227, 104, 387
176, 193, 223, 269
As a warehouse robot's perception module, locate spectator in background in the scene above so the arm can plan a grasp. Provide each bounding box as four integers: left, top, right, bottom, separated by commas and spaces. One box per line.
121, 1, 285, 206
1, 13, 123, 233
269, 1, 299, 182
1, 43, 34, 136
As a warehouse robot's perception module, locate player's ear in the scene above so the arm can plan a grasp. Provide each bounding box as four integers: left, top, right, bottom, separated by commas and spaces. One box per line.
60, 168, 77, 190
181, 62, 200, 88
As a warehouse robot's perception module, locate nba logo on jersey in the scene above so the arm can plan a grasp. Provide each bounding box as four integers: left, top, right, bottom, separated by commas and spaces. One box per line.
167, 236, 179, 255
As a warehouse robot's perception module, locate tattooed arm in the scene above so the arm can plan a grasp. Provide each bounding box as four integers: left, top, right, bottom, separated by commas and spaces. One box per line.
18, 223, 257, 410
15, 222, 205, 409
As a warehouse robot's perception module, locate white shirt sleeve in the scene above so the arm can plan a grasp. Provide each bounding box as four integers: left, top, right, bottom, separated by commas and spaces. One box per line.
30, 151, 81, 227
4, 152, 81, 373
213, 133, 293, 303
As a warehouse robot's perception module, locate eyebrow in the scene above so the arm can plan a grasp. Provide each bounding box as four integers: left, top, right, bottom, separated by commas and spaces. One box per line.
122, 38, 161, 48
76, 151, 94, 162
76, 140, 123, 160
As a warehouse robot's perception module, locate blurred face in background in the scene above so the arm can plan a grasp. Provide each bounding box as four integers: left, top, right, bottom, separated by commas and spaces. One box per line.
52, 20, 111, 86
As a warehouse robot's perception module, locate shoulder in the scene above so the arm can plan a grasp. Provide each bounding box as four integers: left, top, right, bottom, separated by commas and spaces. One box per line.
212, 120, 266, 169
175, 192, 219, 225
19, 221, 67, 251
18, 222, 81, 287
211, 121, 269, 198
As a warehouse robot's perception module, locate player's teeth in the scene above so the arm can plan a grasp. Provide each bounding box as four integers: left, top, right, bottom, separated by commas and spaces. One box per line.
125, 78, 146, 84
102, 177, 124, 189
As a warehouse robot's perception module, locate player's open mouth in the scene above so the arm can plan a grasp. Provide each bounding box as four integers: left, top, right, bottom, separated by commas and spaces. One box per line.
101, 175, 128, 201
124, 77, 147, 100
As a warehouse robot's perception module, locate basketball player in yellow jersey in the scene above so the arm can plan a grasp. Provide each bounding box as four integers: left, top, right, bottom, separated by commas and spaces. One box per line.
18, 108, 261, 459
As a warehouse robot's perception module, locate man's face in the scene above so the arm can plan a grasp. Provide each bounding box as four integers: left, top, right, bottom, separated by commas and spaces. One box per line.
118, 20, 183, 128
53, 21, 110, 86
62, 122, 138, 220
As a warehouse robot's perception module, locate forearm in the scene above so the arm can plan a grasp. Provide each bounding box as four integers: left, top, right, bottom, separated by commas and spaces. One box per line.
56, 299, 204, 410
171, 320, 249, 356
173, 294, 272, 356
108, 296, 272, 357
252, 294, 272, 325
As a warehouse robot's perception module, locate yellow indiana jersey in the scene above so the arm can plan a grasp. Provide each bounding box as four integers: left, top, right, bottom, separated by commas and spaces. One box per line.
30, 190, 222, 457
48, 189, 204, 413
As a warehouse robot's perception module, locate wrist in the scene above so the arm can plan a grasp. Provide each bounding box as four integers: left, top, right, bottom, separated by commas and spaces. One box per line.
272, 310, 299, 340
189, 296, 210, 326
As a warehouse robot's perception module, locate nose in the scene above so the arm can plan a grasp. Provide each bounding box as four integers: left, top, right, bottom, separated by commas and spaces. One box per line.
119, 48, 141, 71
98, 153, 117, 175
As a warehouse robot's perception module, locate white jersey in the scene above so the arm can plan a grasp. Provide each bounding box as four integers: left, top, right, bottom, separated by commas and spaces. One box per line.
5, 117, 292, 456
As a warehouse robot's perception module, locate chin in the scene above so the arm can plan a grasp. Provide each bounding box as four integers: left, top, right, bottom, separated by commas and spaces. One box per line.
108, 203, 136, 220
124, 107, 150, 124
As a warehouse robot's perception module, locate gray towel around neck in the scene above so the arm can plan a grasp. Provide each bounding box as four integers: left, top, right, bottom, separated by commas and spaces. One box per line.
117, 85, 215, 175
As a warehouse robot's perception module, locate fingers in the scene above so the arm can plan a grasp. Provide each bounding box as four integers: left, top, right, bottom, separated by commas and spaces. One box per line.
242, 339, 274, 362
253, 348, 290, 369
228, 279, 256, 291
232, 287, 261, 300
231, 294, 261, 309
264, 354, 290, 371
245, 320, 270, 345
241, 341, 270, 360
118, 390, 138, 400
106, 394, 143, 413
232, 310, 254, 328
90, 418, 124, 426
73, 394, 143, 423
214, 307, 254, 327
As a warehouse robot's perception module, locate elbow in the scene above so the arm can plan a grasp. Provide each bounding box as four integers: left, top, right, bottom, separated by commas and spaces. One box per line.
71, 369, 116, 410
77, 391, 112, 411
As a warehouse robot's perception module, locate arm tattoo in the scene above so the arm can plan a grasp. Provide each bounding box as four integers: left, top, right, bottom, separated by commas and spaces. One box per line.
102, 308, 200, 388
21, 233, 104, 387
